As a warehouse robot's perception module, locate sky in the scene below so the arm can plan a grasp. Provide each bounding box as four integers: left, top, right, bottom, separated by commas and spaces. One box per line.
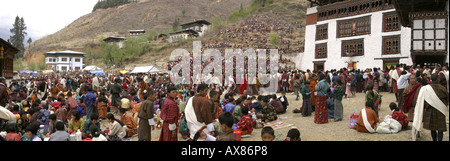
0, 0, 98, 43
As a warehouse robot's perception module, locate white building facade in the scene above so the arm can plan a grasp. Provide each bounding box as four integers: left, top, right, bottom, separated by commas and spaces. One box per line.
44, 50, 86, 72
302, 0, 414, 71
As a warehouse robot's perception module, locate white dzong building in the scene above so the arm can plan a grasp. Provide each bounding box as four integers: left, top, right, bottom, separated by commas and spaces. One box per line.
302, 0, 415, 71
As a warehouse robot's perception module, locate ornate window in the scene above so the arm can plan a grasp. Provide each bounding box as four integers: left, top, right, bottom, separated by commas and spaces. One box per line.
382, 35, 400, 54
315, 43, 327, 59
316, 24, 328, 40
337, 16, 371, 38
383, 11, 400, 32
342, 39, 364, 57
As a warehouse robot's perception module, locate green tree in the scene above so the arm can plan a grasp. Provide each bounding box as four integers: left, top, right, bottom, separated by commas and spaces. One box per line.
13, 59, 24, 71
27, 37, 32, 45
9, 16, 27, 58
27, 61, 36, 71
172, 18, 180, 31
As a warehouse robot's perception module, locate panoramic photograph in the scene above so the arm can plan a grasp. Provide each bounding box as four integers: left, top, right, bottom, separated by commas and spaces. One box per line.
1, 0, 448, 151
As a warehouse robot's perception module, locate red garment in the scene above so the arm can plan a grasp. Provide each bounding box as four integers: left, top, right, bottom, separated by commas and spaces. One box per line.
392, 110, 408, 127
159, 96, 180, 141
237, 115, 253, 135
403, 83, 422, 112
239, 77, 247, 94
314, 95, 328, 124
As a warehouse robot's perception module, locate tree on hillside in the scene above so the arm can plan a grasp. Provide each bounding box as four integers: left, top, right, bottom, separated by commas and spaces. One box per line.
27, 37, 32, 45
172, 18, 180, 31
9, 16, 27, 59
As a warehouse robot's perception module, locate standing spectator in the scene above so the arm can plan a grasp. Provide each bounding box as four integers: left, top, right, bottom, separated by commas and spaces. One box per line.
159, 86, 180, 141
138, 89, 156, 141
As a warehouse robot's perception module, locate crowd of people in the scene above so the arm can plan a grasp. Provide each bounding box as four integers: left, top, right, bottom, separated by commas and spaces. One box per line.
0, 61, 448, 141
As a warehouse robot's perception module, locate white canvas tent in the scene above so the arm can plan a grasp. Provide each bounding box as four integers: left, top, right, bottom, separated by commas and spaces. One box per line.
83, 65, 103, 71
130, 66, 161, 74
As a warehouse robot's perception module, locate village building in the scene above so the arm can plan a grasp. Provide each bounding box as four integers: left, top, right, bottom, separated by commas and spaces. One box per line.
302, 0, 418, 71
166, 29, 199, 43
103, 36, 126, 48
393, 0, 449, 67
0, 38, 19, 79
44, 50, 86, 72
128, 30, 146, 37
180, 20, 212, 37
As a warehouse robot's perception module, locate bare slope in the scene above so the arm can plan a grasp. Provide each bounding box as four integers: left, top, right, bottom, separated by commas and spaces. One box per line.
23, 0, 253, 62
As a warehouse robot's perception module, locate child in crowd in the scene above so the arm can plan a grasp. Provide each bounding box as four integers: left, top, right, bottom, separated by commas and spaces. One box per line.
261, 126, 275, 141
200, 112, 237, 141
233, 98, 243, 123
237, 106, 253, 135
284, 128, 301, 141
279, 91, 289, 113
389, 102, 410, 130
223, 98, 236, 113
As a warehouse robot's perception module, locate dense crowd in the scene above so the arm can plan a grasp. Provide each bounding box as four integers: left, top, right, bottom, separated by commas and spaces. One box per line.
0, 62, 448, 141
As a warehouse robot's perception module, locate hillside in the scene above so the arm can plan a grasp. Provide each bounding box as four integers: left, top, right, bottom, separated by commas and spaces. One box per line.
23, 0, 309, 72
23, 0, 253, 63
141, 0, 309, 72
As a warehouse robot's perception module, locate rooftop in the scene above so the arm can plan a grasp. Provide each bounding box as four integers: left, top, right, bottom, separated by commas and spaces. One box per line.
44, 50, 87, 56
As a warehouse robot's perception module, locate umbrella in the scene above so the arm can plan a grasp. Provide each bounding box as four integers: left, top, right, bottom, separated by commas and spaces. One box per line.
0, 106, 15, 121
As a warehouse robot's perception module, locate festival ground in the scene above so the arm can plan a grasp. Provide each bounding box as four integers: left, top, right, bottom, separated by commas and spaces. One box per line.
102, 91, 449, 141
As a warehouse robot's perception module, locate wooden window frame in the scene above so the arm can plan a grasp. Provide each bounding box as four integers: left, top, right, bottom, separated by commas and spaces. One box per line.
337, 16, 371, 38
316, 24, 328, 40
383, 11, 400, 32
315, 43, 327, 59
342, 38, 364, 57
382, 35, 401, 55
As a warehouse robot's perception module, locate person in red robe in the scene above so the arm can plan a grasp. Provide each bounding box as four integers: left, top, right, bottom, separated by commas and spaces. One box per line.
159, 86, 180, 141
240, 76, 247, 95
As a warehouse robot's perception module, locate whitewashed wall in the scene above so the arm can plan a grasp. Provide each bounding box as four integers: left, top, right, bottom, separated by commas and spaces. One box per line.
301, 8, 412, 71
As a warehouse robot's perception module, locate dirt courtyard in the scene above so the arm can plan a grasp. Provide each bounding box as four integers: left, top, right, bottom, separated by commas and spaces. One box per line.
102, 91, 449, 141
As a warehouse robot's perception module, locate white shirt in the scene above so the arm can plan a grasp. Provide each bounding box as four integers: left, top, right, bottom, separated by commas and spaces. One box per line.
397, 72, 412, 90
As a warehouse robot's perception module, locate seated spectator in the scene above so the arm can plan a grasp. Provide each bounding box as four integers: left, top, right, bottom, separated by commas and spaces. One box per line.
284, 128, 301, 141
237, 106, 253, 135
354, 101, 379, 133
49, 121, 70, 141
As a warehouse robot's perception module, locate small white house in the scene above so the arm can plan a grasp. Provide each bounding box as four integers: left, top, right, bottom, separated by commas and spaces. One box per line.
44, 50, 86, 72
166, 29, 199, 43
180, 20, 212, 37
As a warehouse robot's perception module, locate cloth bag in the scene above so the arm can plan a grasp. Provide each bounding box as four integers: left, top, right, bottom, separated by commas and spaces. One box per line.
349, 107, 359, 129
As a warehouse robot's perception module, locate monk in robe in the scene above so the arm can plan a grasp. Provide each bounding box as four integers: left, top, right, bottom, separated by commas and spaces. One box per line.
119, 107, 138, 138
138, 90, 156, 141
403, 75, 422, 121
50, 84, 59, 98
240, 76, 248, 95
159, 86, 180, 141
309, 75, 317, 110
185, 84, 215, 140
138, 78, 149, 100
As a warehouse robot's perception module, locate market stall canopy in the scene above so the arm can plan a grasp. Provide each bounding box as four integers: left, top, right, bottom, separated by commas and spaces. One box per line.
130, 66, 161, 74
119, 70, 128, 74
42, 70, 54, 74
83, 65, 103, 71
89, 71, 105, 76
19, 70, 33, 74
